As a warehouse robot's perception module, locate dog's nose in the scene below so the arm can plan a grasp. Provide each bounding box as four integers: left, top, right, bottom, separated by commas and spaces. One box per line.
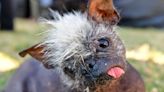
87, 61, 96, 69
81, 60, 97, 76
82, 61, 96, 74
84, 59, 107, 77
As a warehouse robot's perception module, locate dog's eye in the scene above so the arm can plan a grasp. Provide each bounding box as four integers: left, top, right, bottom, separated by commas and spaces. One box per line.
98, 38, 109, 48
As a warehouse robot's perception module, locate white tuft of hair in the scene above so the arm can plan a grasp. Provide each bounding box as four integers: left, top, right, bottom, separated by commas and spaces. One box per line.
41, 12, 91, 66
40, 11, 121, 67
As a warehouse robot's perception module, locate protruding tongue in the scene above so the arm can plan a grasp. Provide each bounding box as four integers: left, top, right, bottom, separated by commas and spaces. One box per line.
107, 67, 125, 79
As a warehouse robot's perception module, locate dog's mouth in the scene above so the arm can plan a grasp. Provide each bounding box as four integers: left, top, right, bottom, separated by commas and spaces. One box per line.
81, 65, 126, 86
81, 66, 125, 91
94, 66, 125, 84
63, 62, 126, 92
63, 61, 126, 80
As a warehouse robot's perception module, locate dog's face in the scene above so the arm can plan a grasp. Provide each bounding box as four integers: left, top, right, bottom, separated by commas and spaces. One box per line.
19, 12, 126, 91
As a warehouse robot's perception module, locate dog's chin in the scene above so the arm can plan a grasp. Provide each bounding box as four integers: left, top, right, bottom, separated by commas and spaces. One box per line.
85, 74, 112, 87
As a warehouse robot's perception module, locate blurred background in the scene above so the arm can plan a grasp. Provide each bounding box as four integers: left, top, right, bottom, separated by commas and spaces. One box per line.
0, 0, 164, 92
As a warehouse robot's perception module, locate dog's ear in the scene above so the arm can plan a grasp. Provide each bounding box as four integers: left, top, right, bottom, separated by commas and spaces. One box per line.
88, 0, 120, 25
19, 44, 54, 69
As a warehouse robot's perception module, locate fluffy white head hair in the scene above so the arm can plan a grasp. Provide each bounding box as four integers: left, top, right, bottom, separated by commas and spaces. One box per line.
40, 12, 123, 68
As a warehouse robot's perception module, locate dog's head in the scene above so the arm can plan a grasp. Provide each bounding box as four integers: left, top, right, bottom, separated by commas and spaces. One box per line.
19, 12, 126, 91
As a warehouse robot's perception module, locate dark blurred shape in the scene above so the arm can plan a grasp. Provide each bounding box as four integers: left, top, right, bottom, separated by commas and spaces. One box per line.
50, 0, 88, 14
0, 0, 14, 31
14, 0, 31, 18
39, 0, 88, 19
24, 0, 31, 18
114, 0, 164, 28
13, 0, 88, 19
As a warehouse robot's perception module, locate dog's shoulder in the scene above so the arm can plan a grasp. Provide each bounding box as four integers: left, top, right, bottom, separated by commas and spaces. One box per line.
118, 62, 145, 92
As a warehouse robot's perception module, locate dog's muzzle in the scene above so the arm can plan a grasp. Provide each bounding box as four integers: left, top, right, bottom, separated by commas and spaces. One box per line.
80, 57, 126, 85
63, 56, 126, 90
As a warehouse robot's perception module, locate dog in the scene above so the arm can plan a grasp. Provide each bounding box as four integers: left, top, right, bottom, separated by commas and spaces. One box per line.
5, 0, 144, 91
5, 11, 145, 92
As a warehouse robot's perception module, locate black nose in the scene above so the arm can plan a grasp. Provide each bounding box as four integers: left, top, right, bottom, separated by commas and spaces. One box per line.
88, 61, 95, 69
84, 58, 111, 77
81, 60, 102, 77
81, 60, 96, 76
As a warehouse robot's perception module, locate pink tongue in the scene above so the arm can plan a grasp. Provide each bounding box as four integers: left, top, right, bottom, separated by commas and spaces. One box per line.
107, 67, 125, 79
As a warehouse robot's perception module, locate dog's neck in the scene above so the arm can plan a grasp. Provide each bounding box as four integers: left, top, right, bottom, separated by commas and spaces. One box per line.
64, 77, 121, 92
